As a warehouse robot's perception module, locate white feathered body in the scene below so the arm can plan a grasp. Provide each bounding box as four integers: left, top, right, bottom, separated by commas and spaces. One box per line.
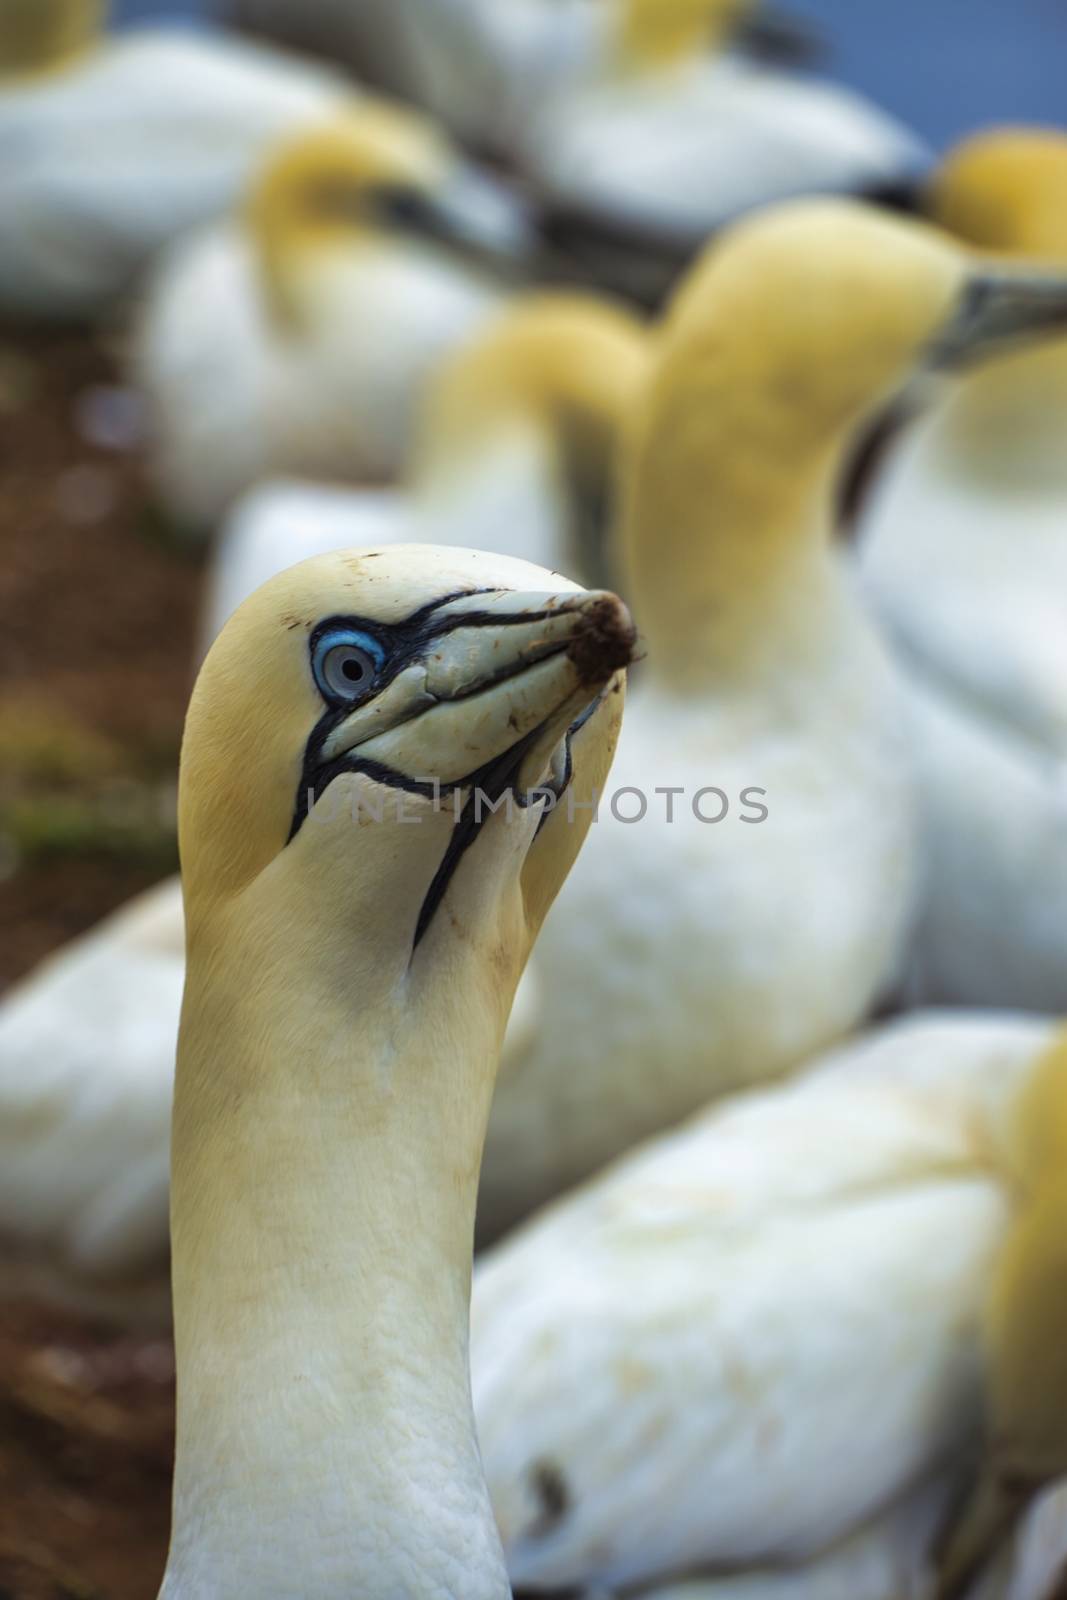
0, 878, 184, 1323
478, 569, 918, 1235
859, 356, 1067, 1011
520, 57, 926, 241
133, 225, 509, 527
472, 1012, 1056, 1594
0, 29, 344, 320
227, 0, 608, 152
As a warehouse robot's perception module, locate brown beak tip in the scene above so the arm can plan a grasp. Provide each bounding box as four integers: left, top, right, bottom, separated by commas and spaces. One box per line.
566, 594, 638, 684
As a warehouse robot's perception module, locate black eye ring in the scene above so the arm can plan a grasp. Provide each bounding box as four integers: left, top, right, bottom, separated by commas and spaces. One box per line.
312, 627, 386, 704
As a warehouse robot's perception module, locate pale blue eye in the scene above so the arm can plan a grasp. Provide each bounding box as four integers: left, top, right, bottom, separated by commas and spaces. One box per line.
312, 628, 386, 703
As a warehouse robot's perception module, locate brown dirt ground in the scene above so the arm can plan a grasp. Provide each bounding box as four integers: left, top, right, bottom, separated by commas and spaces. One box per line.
0, 327, 198, 1599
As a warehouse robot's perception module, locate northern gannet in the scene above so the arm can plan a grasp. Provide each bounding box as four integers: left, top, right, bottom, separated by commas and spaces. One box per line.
511, 0, 925, 304
472, 1011, 1067, 1600
859, 128, 1067, 1013
160, 544, 633, 1598
0, 0, 349, 321
132, 102, 533, 531
476, 199, 1067, 1241
0, 291, 645, 1327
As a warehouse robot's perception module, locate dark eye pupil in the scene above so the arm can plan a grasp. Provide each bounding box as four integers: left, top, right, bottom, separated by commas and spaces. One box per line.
316, 636, 382, 701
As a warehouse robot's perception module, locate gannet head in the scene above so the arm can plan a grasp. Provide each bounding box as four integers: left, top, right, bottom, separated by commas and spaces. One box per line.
246, 101, 532, 329
0, 0, 102, 78
651, 198, 1067, 441
179, 545, 632, 986
619, 198, 1067, 670
930, 127, 1067, 263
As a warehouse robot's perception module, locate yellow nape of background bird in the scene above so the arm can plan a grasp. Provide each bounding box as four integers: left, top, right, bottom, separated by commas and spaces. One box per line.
0, 0, 350, 320
932, 126, 1067, 256
163, 546, 631, 1600
858, 127, 1067, 1015
131, 99, 532, 531
1, 0, 103, 77
615, 0, 753, 68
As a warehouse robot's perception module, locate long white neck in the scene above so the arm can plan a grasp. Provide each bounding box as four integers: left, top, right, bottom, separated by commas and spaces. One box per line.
162, 906, 511, 1600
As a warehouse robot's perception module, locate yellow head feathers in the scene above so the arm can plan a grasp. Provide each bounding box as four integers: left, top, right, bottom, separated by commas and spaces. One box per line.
931, 127, 1067, 264
0, 0, 103, 77
245, 101, 454, 326
179, 546, 630, 946
617, 0, 750, 68
246, 101, 454, 247
661, 200, 967, 445
417, 293, 649, 512
620, 200, 970, 672
620, 197, 1067, 680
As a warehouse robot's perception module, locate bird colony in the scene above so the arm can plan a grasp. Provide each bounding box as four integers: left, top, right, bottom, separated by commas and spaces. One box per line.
1, 1, 1066, 1597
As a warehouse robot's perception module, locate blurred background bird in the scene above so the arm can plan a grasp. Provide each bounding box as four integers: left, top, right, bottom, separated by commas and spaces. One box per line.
2, 0, 1067, 1597
480, 197, 1067, 1241
132, 101, 536, 531
473, 1012, 1064, 1599
0, 0, 351, 321
859, 127, 1067, 1017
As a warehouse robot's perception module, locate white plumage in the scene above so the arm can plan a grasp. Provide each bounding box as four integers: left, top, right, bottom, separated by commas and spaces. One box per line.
858, 130, 1067, 1012
0, 878, 182, 1323
0, 26, 347, 320
134, 222, 511, 529
472, 1012, 1056, 1595
479, 597, 916, 1233
131, 103, 529, 529
519, 54, 926, 248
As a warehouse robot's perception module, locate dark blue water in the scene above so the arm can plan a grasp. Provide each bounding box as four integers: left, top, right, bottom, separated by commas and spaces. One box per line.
112, 0, 1066, 150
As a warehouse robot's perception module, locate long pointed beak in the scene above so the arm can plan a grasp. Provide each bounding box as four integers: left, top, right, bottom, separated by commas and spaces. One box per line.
320, 589, 635, 789
414, 164, 536, 272
930, 271, 1067, 369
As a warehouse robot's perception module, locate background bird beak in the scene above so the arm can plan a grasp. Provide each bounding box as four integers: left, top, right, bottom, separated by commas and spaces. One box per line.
733, 4, 825, 67
930, 271, 1067, 369
414, 165, 536, 271
324, 589, 635, 790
